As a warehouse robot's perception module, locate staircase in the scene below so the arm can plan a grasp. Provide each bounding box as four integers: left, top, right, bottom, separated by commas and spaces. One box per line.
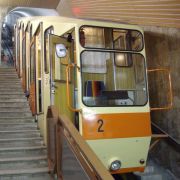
0, 67, 51, 179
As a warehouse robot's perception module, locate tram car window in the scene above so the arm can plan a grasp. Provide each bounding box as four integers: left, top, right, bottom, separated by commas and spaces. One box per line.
81, 51, 147, 106
44, 26, 54, 73
79, 26, 143, 51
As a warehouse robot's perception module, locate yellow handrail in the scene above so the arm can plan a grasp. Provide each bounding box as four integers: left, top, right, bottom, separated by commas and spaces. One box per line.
66, 63, 81, 112
148, 68, 173, 111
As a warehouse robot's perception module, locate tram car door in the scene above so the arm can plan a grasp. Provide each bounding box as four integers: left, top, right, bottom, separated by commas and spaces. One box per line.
29, 27, 43, 115
49, 34, 75, 123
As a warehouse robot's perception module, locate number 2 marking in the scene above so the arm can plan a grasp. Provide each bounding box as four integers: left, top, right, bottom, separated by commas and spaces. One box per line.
97, 119, 104, 132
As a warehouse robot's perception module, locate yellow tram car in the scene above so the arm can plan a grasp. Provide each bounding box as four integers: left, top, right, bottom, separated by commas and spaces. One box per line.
15, 16, 151, 174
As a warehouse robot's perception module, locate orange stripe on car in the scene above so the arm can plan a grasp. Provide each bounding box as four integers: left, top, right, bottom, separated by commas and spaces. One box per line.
111, 166, 145, 174
82, 112, 151, 139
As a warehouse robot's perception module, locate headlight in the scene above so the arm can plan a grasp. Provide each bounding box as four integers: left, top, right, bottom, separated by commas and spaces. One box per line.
110, 160, 121, 171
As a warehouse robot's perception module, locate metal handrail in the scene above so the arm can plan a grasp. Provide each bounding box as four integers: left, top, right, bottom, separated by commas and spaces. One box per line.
47, 105, 113, 180
148, 68, 173, 111
66, 64, 81, 112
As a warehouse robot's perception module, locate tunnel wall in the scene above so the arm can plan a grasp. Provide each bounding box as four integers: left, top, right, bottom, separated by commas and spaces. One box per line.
143, 26, 180, 178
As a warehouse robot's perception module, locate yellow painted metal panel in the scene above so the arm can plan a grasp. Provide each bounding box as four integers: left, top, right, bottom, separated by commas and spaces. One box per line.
54, 82, 74, 123
87, 136, 151, 170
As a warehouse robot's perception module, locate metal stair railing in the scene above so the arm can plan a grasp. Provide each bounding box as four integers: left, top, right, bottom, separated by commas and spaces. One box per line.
47, 105, 113, 180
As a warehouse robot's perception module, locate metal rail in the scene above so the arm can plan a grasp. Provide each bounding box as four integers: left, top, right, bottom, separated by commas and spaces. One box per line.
47, 105, 113, 180
151, 122, 180, 152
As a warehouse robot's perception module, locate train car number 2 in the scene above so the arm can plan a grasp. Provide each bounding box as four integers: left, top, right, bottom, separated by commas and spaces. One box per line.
97, 119, 104, 132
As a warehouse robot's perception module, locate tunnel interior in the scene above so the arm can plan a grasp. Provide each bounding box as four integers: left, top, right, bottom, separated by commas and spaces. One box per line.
0, 1, 179, 179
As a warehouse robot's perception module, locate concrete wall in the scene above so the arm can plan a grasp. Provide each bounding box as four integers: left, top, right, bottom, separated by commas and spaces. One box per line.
143, 26, 180, 178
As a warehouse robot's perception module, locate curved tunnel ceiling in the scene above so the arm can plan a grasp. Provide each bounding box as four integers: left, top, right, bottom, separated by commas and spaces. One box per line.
0, 0, 60, 25
3, 7, 59, 27
9, 7, 59, 17
57, 0, 180, 28
0, 0, 60, 9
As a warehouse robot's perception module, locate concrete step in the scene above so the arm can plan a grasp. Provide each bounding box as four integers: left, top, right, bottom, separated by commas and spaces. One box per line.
0, 75, 18, 78
0, 67, 15, 69
0, 130, 40, 139
0, 68, 16, 70
0, 117, 34, 123
0, 71, 17, 74
0, 68, 16, 72
0, 84, 22, 88
0, 74, 21, 79
0, 129, 39, 133
0, 79, 19, 83
0, 157, 48, 173
0, 173, 52, 180
0, 159, 48, 171
0, 138, 43, 148
0, 106, 30, 111
0, 89, 22, 93
0, 70, 17, 75
0, 91, 24, 95
0, 73, 18, 76
0, 67, 16, 72
0, 155, 47, 163
0, 98, 27, 103
0, 80, 20, 83
0, 112, 32, 118
0, 88, 23, 93
0, 122, 37, 129
0, 94, 26, 99
0, 87, 23, 92
0, 167, 49, 176
0, 137, 42, 142
0, 145, 46, 153
0, 146, 47, 159
0, 72, 17, 75
0, 82, 22, 86
0, 102, 29, 108
0, 71, 17, 76
0, 124, 37, 131
0, 72, 18, 74
0, 107, 30, 112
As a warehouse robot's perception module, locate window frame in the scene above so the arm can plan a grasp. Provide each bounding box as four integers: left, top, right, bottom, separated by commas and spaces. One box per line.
80, 49, 148, 107
44, 26, 54, 74
79, 25, 144, 52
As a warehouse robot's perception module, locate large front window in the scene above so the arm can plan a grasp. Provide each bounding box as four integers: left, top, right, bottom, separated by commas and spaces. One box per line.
81, 51, 147, 106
